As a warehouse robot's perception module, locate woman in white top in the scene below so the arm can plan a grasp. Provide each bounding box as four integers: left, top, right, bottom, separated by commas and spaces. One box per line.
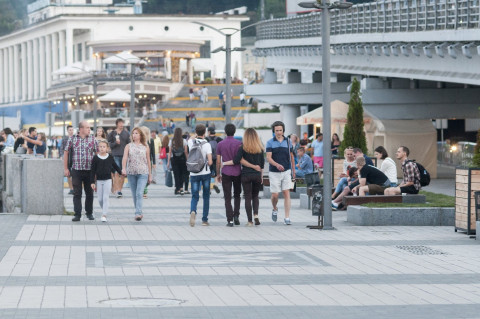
374, 146, 398, 187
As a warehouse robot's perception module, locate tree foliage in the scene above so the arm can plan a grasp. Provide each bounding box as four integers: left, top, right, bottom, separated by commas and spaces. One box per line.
473, 129, 480, 167
0, 0, 27, 36
339, 78, 368, 155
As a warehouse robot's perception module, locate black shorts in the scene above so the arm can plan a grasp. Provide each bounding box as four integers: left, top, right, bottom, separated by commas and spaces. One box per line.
400, 185, 419, 194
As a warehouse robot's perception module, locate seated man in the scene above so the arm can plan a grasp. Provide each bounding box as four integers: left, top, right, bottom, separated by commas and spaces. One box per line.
353, 147, 374, 166
295, 147, 313, 178
332, 147, 356, 199
353, 157, 391, 196
384, 146, 421, 195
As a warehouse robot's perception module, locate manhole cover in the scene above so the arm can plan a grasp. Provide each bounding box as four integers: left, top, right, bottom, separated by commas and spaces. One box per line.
396, 245, 446, 255
99, 298, 185, 307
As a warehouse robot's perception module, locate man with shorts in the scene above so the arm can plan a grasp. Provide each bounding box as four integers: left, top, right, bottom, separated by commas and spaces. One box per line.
61, 125, 75, 194
266, 121, 295, 225
354, 157, 391, 196
107, 118, 130, 198
384, 146, 421, 195
311, 133, 324, 168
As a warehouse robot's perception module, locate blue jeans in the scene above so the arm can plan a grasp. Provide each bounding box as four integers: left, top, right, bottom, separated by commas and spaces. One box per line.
335, 177, 349, 193
128, 174, 148, 216
162, 158, 168, 175
190, 174, 211, 222
295, 169, 311, 178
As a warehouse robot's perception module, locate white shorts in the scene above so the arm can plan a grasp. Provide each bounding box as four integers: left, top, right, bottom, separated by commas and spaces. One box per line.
269, 170, 293, 193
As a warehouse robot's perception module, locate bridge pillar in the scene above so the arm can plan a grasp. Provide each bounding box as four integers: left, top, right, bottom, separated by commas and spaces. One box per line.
280, 104, 301, 137
264, 68, 277, 84
300, 105, 309, 138
312, 71, 322, 83
286, 70, 301, 84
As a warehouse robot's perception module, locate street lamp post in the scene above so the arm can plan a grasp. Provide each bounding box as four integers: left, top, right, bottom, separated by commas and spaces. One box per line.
130, 64, 135, 131
299, 0, 352, 230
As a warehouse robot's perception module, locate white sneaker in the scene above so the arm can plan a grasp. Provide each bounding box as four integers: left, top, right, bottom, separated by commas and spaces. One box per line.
101, 216, 107, 222
331, 200, 338, 208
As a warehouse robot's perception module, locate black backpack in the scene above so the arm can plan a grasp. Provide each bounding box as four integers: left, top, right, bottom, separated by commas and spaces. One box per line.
409, 160, 430, 187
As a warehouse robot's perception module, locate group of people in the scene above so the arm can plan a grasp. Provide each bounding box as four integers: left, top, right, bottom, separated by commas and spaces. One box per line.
185, 111, 196, 127
0, 127, 49, 157
331, 145, 421, 210
188, 87, 209, 103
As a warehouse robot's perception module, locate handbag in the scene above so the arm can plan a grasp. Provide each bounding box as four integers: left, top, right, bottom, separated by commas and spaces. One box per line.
165, 169, 173, 187
15, 146, 27, 154
159, 147, 167, 159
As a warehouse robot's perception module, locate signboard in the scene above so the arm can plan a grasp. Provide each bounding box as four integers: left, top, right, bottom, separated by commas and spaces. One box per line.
286, 0, 320, 15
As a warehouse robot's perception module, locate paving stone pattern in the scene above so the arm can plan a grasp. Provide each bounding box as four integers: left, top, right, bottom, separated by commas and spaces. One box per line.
0, 168, 478, 318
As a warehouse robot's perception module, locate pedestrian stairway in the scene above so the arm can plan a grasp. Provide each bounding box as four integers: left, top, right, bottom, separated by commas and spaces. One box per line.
143, 84, 250, 133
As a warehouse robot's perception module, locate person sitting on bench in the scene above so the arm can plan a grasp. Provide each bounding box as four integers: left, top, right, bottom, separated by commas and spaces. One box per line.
332, 147, 356, 199
353, 157, 391, 196
331, 166, 359, 209
384, 146, 421, 195
295, 147, 313, 178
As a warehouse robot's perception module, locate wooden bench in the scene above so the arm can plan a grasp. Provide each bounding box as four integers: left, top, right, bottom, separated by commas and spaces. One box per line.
342, 194, 426, 209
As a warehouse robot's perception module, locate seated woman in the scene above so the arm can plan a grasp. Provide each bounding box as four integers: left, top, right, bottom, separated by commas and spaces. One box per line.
332, 166, 358, 209
23, 132, 47, 158
374, 146, 398, 187
295, 147, 313, 178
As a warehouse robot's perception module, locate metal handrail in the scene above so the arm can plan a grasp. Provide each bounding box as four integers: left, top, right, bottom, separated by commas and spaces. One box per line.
256, 0, 480, 40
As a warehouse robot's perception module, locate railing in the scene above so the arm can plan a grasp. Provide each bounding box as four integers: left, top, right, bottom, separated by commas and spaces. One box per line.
256, 0, 480, 40
54, 107, 144, 123
437, 141, 475, 166
51, 70, 168, 87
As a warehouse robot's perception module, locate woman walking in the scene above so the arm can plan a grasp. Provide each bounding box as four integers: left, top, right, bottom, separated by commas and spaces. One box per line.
122, 127, 152, 221
141, 126, 156, 199
167, 127, 188, 195
90, 140, 122, 222
223, 128, 265, 226
160, 134, 170, 177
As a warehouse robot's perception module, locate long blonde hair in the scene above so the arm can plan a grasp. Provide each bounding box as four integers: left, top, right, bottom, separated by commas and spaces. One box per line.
131, 127, 147, 146
243, 128, 264, 154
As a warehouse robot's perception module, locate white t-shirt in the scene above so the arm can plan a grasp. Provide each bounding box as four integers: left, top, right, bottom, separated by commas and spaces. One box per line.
187, 138, 212, 176
380, 157, 398, 184
343, 159, 356, 174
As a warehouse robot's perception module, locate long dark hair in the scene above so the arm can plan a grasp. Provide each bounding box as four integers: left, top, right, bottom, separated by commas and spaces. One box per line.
3, 128, 13, 136
374, 146, 388, 159
172, 128, 183, 150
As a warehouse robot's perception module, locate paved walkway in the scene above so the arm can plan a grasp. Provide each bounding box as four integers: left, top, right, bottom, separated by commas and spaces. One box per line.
0, 169, 477, 318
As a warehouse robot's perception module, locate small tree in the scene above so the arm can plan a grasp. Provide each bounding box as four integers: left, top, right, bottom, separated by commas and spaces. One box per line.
339, 78, 368, 155
473, 129, 480, 167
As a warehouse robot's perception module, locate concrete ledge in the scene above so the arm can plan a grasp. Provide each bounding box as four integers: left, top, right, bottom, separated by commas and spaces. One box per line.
263, 186, 306, 199
347, 205, 454, 226
300, 193, 310, 209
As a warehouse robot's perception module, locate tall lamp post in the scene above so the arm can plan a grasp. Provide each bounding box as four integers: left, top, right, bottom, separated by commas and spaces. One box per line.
299, 0, 352, 230
192, 22, 248, 124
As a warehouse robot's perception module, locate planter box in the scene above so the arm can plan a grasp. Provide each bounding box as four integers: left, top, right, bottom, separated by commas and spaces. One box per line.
455, 167, 480, 235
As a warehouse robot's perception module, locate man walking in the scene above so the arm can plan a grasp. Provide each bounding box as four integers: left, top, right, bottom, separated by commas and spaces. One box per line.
61, 125, 75, 194
216, 124, 242, 226
266, 121, 295, 225
63, 121, 98, 222
207, 127, 223, 193
107, 118, 130, 198
188, 124, 213, 227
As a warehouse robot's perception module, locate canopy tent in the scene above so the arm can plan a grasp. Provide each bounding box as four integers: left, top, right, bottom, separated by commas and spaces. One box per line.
192, 59, 213, 72
367, 119, 437, 178
98, 88, 135, 102
296, 100, 372, 140
52, 62, 92, 75
103, 51, 145, 64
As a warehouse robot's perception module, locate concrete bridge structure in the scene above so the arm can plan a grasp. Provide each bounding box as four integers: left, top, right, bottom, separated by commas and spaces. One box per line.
247, 0, 480, 140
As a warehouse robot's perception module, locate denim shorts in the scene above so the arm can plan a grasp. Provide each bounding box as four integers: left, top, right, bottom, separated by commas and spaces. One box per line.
114, 156, 123, 171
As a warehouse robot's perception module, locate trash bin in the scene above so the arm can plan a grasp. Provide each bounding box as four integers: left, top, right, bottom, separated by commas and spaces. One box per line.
475, 191, 480, 240
311, 185, 323, 217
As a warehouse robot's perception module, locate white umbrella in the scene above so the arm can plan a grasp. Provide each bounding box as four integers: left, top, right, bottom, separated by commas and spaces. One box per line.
103, 51, 144, 64
52, 62, 92, 75
98, 88, 136, 103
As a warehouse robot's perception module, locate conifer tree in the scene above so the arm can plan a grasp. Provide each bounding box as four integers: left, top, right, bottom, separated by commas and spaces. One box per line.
339, 78, 368, 155
472, 129, 480, 167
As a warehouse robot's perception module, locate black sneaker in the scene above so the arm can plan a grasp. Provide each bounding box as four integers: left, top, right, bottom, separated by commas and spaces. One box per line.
226, 222, 234, 227
234, 216, 240, 226
72, 216, 81, 222
86, 215, 95, 221
213, 185, 220, 194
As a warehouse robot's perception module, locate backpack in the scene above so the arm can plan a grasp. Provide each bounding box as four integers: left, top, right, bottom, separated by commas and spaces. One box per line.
409, 160, 430, 187
186, 140, 208, 173
159, 147, 167, 159
172, 145, 184, 158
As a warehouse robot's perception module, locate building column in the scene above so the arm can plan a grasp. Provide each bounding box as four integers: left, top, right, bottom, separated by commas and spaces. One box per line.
300, 105, 309, 138
27, 40, 33, 100
280, 105, 301, 137
21, 42, 27, 101
13, 45, 20, 102
286, 70, 301, 84
165, 57, 172, 80
39, 36, 46, 97
0, 49, 3, 103
65, 28, 73, 66
58, 31, 65, 67
3, 48, 9, 102
33, 38, 39, 98
45, 35, 52, 90
52, 32, 59, 71
8, 47, 14, 102
264, 68, 277, 84
187, 59, 193, 84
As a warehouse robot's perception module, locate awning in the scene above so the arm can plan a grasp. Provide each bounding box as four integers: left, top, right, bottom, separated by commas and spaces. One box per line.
296, 100, 351, 125
103, 51, 145, 64
98, 88, 135, 103
52, 62, 91, 75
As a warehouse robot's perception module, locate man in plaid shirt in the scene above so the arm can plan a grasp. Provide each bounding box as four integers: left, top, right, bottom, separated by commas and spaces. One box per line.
385, 146, 420, 195
63, 121, 98, 221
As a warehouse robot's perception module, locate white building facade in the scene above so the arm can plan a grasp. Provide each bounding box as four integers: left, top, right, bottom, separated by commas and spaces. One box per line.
0, 0, 247, 127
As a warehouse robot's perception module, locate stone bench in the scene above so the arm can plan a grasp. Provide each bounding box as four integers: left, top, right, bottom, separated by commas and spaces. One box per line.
342, 194, 426, 208
347, 205, 454, 226
263, 177, 305, 187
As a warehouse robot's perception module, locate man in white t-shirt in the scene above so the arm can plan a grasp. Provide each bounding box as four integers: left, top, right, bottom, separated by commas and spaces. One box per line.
187, 124, 213, 227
